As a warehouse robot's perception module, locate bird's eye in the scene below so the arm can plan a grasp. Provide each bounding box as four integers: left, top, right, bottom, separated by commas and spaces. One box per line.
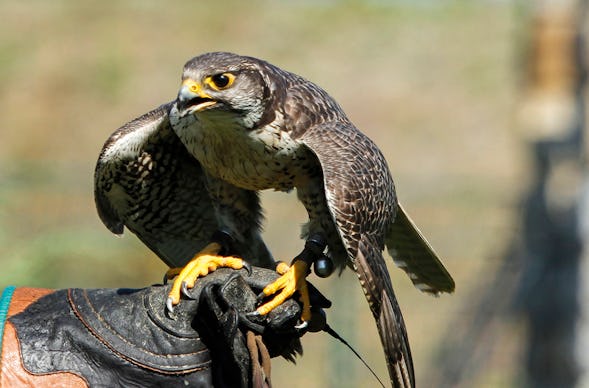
206, 73, 235, 90
212, 74, 230, 87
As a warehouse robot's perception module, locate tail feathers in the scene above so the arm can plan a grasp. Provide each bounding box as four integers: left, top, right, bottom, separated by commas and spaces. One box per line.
386, 203, 455, 295
356, 235, 415, 388
379, 292, 414, 388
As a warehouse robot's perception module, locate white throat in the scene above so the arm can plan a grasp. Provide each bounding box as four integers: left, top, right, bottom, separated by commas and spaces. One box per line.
169, 104, 307, 192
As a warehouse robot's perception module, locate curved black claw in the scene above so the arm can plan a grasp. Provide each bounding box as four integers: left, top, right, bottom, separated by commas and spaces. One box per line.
256, 291, 266, 304
241, 261, 252, 276
246, 310, 261, 318
166, 297, 175, 314
162, 273, 170, 285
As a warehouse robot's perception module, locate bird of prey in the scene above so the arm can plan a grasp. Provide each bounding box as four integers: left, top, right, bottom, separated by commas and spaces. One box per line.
95, 52, 454, 388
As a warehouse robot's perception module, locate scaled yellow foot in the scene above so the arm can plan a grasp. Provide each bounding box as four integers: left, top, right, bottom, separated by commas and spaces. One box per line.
257, 260, 312, 323
166, 242, 246, 311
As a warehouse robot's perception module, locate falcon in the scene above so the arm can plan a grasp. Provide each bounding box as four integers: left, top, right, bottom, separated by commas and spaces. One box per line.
95, 52, 454, 388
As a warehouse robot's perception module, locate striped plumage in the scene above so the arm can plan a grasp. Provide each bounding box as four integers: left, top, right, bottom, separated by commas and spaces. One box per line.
94, 103, 273, 269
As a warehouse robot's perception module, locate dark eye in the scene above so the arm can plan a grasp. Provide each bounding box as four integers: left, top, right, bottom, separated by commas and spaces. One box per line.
205, 72, 236, 91
210, 73, 234, 89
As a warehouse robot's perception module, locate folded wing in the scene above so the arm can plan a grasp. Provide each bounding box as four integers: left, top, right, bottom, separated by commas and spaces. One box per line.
94, 103, 218, 268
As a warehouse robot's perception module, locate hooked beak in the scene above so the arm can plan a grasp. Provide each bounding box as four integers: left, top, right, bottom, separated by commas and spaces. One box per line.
176, 79, 217, 114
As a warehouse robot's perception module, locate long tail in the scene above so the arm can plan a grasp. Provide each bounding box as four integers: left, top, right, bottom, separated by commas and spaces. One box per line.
355, 234, 415, 388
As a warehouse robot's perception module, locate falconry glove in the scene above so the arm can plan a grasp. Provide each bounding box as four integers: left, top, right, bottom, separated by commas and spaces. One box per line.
1, 267, 325, 388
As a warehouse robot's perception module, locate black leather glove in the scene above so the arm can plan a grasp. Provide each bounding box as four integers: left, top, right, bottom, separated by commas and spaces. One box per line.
7, 267, 327, 387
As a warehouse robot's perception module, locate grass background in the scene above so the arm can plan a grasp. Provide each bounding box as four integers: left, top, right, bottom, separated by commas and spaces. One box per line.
0, 1, 525, 386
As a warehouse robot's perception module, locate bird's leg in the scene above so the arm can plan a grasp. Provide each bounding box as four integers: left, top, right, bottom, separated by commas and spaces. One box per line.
163, 267, 183, 282
255, 234, 327, 324
166, 230, 249, 312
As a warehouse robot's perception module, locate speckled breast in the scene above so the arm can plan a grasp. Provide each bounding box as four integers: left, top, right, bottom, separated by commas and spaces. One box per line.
182, 122, 317, 192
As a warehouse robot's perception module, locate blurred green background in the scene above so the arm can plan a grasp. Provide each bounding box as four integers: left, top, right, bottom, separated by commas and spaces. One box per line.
0, 1, 523, 387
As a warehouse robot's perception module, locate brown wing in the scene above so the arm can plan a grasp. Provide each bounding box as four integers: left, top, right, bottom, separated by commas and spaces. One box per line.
300, 120, 415, 387
277, 65, 454, 295
387, 203, 455, 294
94, 103, 219, 268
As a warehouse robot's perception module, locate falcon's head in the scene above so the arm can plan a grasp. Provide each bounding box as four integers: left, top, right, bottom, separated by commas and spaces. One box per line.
170, 52, 275, 129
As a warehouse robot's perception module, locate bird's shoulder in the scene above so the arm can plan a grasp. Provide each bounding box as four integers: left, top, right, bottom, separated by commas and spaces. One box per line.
96, 102, 175, 165
261, 68, 345, 139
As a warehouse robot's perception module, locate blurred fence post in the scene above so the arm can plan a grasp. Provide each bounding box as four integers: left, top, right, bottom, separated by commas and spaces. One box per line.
515, 1, 587, 387
424, 1, 589, 386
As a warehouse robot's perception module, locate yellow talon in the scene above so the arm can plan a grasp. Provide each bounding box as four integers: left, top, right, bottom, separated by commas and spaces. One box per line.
257, 260, 312, 322
275, 261, 290, 275
167, 242, 245, 309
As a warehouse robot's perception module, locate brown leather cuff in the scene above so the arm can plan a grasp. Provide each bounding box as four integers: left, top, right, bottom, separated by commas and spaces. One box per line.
1, 288, 88, 387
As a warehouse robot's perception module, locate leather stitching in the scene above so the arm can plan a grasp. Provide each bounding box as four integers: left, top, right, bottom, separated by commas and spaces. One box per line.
67, 289, 211, 374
